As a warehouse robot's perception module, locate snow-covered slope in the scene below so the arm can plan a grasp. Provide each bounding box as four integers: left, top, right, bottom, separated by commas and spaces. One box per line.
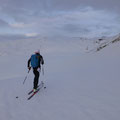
89, 33, 120, 52
0, 33, 120, 56
0, 34, 120, 120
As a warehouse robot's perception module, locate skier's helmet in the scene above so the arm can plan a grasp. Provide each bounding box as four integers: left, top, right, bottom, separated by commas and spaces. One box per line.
35, 50, 40, 54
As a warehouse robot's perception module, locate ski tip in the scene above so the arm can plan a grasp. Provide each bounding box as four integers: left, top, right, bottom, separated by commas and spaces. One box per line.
27, 98, 30, 100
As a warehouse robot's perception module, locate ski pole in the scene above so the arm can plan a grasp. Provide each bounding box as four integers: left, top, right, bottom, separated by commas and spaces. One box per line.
23, 69, 31, 84
42, 65, 44, 76
41, 65, 46, 89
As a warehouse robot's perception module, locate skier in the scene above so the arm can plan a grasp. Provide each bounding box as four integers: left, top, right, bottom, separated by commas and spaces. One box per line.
27, 50, 44, 92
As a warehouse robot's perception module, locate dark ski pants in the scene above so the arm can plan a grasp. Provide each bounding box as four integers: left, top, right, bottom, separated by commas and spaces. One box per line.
33, 68, 40, 89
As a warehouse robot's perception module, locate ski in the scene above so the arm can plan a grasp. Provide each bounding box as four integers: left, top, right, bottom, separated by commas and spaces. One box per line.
28, 82, 43, 95
27, 88, 40, 100
28, 89, 33, 95
27, 81, 44, 100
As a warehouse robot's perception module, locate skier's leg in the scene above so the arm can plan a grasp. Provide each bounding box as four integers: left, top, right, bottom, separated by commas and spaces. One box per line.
33, 69, 39, 89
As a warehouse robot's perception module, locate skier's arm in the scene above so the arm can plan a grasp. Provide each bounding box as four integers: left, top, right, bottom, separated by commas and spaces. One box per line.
28, 58, 31, 69
38, 55, 44, 68
41, 56, 44, 65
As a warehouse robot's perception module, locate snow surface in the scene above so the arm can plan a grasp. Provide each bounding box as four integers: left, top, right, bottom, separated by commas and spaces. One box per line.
0, 35, 120, 120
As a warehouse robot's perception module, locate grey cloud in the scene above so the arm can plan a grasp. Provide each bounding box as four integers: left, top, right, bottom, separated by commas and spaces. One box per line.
0, 19, 9, 27
0, 0, 120, 15
63, 24, 90, 33
0, 34, 27, 41
0, 0, 120, 37
0, 0, 119, 24
0, 0, 49, 15
50, 0, 120, 12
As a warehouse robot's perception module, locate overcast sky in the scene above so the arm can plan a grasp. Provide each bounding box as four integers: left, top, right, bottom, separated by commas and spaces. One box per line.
0, 0, 120, 38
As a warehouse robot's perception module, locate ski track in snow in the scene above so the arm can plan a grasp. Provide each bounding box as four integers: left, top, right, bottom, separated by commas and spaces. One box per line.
0, 35, 120, 120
